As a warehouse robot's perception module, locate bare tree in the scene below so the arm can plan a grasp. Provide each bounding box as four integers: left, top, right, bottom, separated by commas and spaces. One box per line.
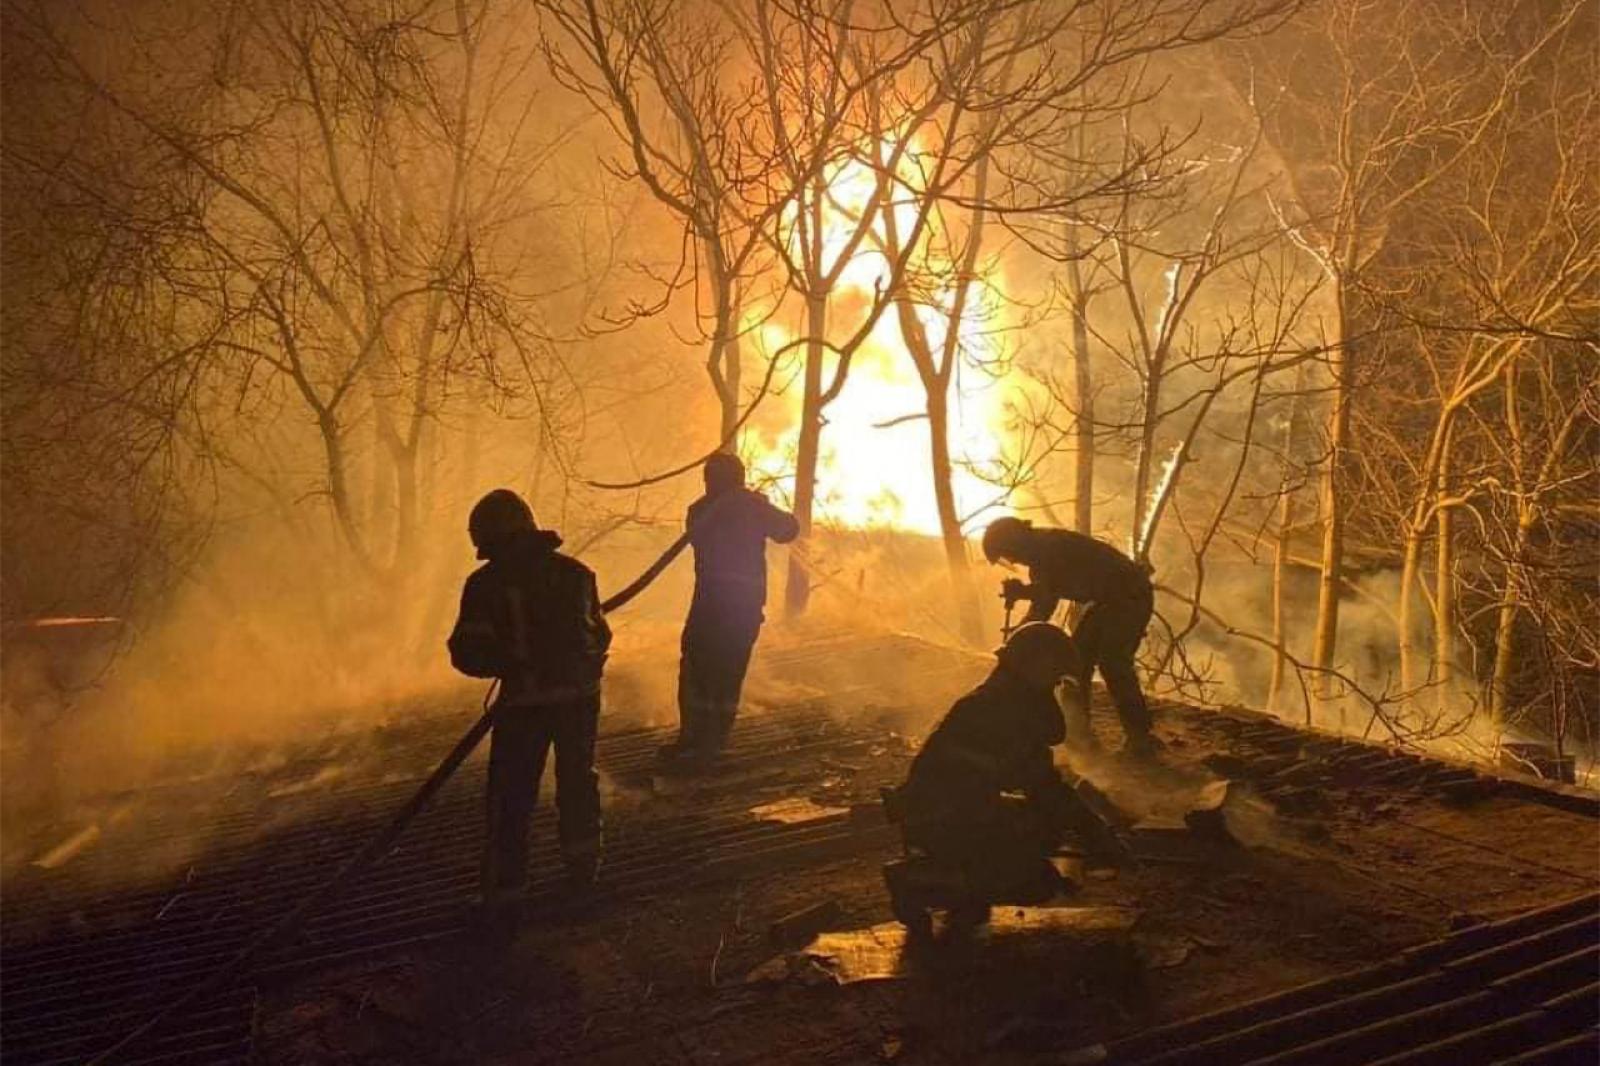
1248, 0, 1585, 703
742, 0, 975, 618
1480, 355, 1598, 750
865, 10, 1021, 643
17, 0, 566, 583
1384, 10, 1598, 741
2, 10, 226, 618
1467, 45, 1599, 745
539, 0, 949, 617
1263, 364, 1313, 718
538, 0, 798, 444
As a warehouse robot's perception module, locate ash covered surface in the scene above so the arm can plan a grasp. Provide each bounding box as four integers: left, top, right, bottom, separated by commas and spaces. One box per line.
2, 631, 1596, 1065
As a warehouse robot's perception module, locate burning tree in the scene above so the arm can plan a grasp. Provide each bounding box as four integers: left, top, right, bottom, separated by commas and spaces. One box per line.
538, 0, 953, 619
734, 0, 951, 620
540, 0, 1309, 637
863, 0, 1305, 640
989, 49, 1338, 718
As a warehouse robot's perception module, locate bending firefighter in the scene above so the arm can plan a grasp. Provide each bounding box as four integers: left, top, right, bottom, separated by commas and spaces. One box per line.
884, 623, 1121, 933
662, 453, 799, 769
448, 489, 612, 929
983, 516, 1157, 757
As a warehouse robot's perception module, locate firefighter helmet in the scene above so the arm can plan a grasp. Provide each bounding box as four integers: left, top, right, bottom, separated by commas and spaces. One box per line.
982, 516, 1033, 563
468, 488, 536, 559
997, 621, 1079, 677
703, 451, 746, 494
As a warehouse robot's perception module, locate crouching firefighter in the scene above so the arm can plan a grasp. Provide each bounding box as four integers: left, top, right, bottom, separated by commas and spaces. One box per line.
448, 489, 612, 928
983, 516, 1158, 757
883, 623, 1122, 934
661, 452, 799, 769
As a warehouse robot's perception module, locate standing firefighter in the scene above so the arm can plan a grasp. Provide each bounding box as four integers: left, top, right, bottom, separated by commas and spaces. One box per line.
448, 489, 612, 929
885, 623, 1117, 932
662, 453, 799, 768
983, 516, 1157, 756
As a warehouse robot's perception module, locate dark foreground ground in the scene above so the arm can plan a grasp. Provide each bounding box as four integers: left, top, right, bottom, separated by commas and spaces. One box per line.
3, 631, 1597, 1065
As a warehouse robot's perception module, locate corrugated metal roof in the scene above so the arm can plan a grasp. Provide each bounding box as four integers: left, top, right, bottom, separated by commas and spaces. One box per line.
1062, 891, 1599, 1065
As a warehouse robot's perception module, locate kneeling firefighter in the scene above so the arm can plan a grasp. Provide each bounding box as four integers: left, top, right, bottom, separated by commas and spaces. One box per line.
885, 623, 1119, 930
448, 489, 612, 924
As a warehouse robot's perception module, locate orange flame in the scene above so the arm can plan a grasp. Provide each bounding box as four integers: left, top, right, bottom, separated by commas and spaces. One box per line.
741, 149, 1029, 536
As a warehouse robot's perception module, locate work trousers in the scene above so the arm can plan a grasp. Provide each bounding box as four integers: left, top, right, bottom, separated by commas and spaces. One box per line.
480, 691, 602, 904
902, 792, 1059, 897
1069, 583, 1154, 743
676, 592, 762, 757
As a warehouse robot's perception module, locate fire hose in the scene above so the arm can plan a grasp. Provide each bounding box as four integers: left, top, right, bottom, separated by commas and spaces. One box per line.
86, 523, 702, 1066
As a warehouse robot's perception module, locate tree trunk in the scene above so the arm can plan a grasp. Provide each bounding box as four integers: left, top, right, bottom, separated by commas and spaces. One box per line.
1269, 473, 1296, 721
319, 411, 375, 576
708, 328, 741, 445
1269, 371, 1308, 721
927, 386, 984, 643
1065, 247, 1095, 536
1311, 287, 1352, 714
721, 303, 742, 445
1488, 522, 1526, 735
1396, 528, 1426, 699
372, 400, 420, 578
1129, 358, 1165, 555
707, 245, 742, 443
392, 438, 419, 579
1488, 362, 1528, 737
1397, 394, 1470, 704
784, 291, 828, 618
365, 406, 386, 536
1432, 423, 1456, 715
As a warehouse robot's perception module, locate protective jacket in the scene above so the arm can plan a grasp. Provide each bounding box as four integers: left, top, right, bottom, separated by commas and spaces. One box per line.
448, 528, 612, 706
1023, 529, 1151, 621
686, 487, 799, 610
900, 666, 1065, 819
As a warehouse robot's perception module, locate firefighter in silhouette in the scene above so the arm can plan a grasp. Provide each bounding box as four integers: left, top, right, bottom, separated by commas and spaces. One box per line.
884, 622, 1118, 932
661, 452, 799, 769
448, 489, 612, 928
982, 517, 1157, 756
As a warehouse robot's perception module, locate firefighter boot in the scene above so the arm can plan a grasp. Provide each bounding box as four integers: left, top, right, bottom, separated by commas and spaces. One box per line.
946, 900, 993, 931
884, 858, 957, 939
563, 835, 602, 894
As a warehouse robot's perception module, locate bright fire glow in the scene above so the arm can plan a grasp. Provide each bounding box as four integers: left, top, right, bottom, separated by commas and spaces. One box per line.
740, 147, 1028, 536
